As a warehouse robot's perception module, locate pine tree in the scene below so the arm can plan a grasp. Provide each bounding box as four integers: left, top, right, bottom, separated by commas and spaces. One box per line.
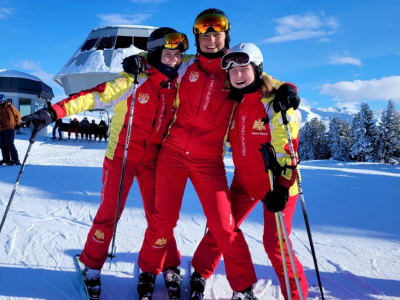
299, 118, 329, 160
329, 117, 351, 161
377, 100, 400, 164
350, 103, 378, 162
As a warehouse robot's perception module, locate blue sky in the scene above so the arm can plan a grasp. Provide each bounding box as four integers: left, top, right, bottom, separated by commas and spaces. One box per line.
1, 0, 399, 111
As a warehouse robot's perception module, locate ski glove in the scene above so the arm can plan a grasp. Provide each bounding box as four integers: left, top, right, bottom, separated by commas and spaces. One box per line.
263, 184, 289, 212
22, 107, 57, 131
122, 55, 145, 76
272, 84, 300, 113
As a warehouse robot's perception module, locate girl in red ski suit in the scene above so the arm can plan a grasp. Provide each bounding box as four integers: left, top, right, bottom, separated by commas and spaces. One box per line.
23, 27, 191, 274
191, 43, 308, 299
51, 64, 182, 270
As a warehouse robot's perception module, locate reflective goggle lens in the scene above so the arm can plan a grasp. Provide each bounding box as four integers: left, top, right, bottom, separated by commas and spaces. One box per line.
164, 33, 188, 51
193, 13, 229, 34
221, 52, 250, 70
147, 32, 188, 52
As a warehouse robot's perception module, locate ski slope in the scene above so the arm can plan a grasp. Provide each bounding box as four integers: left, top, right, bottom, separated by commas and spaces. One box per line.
0, 132, 399, 300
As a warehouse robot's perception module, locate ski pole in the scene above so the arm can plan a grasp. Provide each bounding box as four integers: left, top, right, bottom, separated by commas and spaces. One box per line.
265, 164, 292, 299
278, 211, 305, 300
0, 125, 40, 234
275, 212, 292, 300
108, 76, 139, 268
279, 106, 325, 300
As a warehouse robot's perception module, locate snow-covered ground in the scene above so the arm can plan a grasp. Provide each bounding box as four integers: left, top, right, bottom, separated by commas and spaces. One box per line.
0, 131, 399, 300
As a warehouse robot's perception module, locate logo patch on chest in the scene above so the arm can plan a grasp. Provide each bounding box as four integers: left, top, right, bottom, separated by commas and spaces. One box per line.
252, 119, 268, 135
189, 71, 199, 82
138, 93, 150, 104
253, 119, 266, 131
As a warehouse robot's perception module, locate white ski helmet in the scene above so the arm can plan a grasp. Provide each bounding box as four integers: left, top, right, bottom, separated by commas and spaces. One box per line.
221, 42, 263, 76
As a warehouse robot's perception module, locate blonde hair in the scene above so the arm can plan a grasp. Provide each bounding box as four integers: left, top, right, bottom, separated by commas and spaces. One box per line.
260, 73, 277, 98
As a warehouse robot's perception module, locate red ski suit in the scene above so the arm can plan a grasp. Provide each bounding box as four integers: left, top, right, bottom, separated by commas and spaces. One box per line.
192, 87, 308, 299
51, 68, 181, 270
138, 54, 257, 292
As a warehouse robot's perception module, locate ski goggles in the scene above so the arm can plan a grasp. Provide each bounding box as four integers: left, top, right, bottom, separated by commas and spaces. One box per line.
147, 32, 189, 51
193, 13, 230, 34
221, 52, 250, 70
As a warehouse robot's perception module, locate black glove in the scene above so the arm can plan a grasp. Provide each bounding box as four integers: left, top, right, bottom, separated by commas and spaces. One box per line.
22, 108, 57, 131
15, 124, 21, 130
273, 84, 300, 113
122, 55, 145, 75
263, 184, 289, 212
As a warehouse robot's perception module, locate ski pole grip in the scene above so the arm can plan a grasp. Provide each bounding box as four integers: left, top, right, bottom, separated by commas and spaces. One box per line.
280, 106, 289, 125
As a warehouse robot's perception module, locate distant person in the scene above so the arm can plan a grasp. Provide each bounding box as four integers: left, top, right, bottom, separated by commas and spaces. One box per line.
0, 94, 21, 166
97, 120, 108, 142
21, 27, 189, 300
68, 118, 80, 139
80, 117, 90, 140
52, 118, 63, 140
89, 119, 98, 141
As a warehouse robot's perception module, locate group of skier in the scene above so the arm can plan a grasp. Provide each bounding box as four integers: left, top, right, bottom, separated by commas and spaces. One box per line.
22, 8, 307, 300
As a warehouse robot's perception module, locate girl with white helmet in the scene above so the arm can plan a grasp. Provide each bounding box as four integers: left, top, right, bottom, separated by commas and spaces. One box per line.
192, 42, 308, 300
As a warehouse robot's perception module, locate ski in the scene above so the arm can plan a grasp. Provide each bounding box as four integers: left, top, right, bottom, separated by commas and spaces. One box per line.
73, 254, 99, 300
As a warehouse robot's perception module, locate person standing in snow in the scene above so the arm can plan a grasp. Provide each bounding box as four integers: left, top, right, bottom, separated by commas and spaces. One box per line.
97, 120, 108, 142
68, 118, 80, 139
21, 27, 189, 299
79, 117, 90, 140
52, 118, 63, 140
0, 94, 21, 166
131, 9, 260, 300
88, 119, 98, 141
192, 42, 308, 300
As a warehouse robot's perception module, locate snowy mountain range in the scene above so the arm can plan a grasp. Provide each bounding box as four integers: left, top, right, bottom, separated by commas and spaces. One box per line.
298, 104, 355, 127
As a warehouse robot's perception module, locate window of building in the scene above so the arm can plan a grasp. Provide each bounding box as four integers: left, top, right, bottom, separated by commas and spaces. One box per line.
134, 36, 148, 50
81, 38, 98, 51
96, 36, 116, 50
115, 36, 134, 49
19, 98, 32, 116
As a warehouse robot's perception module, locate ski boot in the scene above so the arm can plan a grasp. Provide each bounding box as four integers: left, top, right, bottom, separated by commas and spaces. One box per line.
163, 267, 182, 299
82, 266, 101, 300
0, 160, 10, 165
189, 271, 206, 300
137, 272, 156, 300
231, 287, 258, 300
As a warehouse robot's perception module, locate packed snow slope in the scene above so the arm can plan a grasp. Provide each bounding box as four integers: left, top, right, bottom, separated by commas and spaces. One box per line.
0, 132, 399, 300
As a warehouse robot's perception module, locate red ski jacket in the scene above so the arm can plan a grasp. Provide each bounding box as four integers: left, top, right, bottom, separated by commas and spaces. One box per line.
162, 54, 234, 159
52, 67, 177, 163
229, 86, 301, 200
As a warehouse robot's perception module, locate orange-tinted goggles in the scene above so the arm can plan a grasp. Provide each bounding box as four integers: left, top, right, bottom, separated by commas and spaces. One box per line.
193, 13, 230, 34
147, 32, 189, 51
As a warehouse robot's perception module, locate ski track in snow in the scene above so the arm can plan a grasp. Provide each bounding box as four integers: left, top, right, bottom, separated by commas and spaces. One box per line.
0, 136, 399, 299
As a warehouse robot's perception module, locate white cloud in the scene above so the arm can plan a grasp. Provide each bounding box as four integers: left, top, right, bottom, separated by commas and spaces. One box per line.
264, 12, 339, 43
97, 13, 152, 25
329, 54, 362, 66
320, 76, 400, 103
0, 8, 13, 19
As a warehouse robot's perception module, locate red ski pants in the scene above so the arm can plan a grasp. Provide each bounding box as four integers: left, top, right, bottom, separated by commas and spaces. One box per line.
192, 188, 308, 300
138, 148, 257, 292
79, 156, 181, 270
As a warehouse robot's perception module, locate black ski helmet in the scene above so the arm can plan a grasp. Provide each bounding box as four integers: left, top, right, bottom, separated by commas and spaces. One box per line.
147, 27, 186, 65
193, 8, 231, 53
146, 27, 188, 78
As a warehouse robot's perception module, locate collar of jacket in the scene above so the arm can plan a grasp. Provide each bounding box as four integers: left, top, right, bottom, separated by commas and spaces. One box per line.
146, 65, 174, 88
240, 89, 263, 105
197, 54, 226, 79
